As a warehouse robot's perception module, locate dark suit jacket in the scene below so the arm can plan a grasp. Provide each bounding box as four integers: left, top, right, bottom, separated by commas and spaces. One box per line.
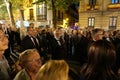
21, 35, 40, 52
50, 37, 67, 60
71, 35, 89, 65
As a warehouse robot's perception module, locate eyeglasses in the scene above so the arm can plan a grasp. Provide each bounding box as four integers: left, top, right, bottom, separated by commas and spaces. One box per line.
97, 33, 103, 35
26, 58, 42, 63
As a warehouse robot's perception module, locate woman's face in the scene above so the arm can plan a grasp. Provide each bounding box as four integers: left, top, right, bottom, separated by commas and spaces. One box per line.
0, 30, 9, 51
26, 51, 42, 73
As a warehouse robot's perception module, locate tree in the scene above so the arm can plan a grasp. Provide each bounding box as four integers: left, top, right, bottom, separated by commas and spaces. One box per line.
9, 0, 30, 39
4, 0, 32, 39
0, 0, 7, 19
4, 0, 16, 28
34, 0, 79, 28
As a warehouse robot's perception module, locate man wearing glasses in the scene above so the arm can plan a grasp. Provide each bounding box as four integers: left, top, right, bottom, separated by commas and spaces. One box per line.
14, 49, 42, 80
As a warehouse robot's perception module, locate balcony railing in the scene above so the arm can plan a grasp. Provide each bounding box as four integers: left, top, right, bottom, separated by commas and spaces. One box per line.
86, 4, 99, 10
86, 5, 91, 10
108, 3, 120, 9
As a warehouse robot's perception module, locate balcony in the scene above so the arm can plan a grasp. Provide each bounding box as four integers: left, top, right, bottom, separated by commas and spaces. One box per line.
86, 5, 91, 10
108, 3, 120, 9
86, 4, 99, 10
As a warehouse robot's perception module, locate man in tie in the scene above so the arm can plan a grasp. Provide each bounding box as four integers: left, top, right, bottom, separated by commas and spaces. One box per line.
50, 28, 67, 60
21, 27, 41, 54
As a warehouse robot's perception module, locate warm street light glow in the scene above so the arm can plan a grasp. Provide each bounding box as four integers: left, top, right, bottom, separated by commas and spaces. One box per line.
63, 18, 69, 28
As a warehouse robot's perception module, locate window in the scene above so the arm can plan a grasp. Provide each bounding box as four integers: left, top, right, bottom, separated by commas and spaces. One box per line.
88, 17, 95, 28
109, 16, 117, 29
29, 9, 34, 20
89, 0, 96, 9
57, 10, 63, 21
36, 2, 47, 21
89, 0, 96, 5
111, 0, 120, 4
58, 10, 60, 20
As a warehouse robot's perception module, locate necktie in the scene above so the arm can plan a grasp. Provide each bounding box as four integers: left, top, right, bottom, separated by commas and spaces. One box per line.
33, 37, 39, 48
57, 40, 61, 46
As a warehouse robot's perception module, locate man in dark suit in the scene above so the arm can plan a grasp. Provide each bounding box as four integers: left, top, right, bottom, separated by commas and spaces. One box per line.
71, 30, 89, 65
50, 28, 67, 60
21, 27, 41, 53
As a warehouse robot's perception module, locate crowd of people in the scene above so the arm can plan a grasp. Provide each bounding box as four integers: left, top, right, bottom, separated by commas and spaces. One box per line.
0, 23, 120, 80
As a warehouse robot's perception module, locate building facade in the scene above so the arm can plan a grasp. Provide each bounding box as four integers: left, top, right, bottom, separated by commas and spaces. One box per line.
23, 0, 53, 27
79, 0, 120, 30
23, 0, 70, 28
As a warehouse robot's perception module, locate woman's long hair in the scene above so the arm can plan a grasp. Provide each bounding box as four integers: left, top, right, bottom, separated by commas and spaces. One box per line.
80, 40, 118, 80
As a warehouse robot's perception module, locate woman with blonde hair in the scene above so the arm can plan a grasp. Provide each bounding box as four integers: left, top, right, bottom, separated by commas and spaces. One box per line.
36, 60, 69, 80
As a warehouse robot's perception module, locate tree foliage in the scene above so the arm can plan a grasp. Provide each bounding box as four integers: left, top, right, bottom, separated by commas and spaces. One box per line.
0, 0, 32, 19
0, 0, 7, 19
33, 0, 79, 28
34, 0, 79, 10
9, 0, 31, 9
